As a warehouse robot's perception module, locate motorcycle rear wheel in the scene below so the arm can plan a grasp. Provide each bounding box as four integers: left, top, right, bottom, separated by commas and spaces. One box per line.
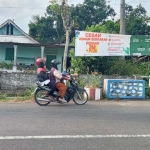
73, 89, 88, 105
34, 89, 50, 106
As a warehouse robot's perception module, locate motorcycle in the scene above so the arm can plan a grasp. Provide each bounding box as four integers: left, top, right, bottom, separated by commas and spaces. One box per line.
34, 73, 88, 106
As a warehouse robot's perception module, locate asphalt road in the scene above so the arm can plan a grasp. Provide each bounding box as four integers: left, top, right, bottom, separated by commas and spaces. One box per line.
0, 100, 150, 150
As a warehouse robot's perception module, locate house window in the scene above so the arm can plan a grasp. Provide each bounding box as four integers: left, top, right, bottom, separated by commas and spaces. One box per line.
6, 24, 9, 35
6, 23, 13, 35
5, 48, 14, 61
11, 24, 13, 35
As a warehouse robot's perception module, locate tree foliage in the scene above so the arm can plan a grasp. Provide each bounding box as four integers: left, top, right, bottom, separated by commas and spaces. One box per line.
49, 0, 74, 71
86, 20, 120, 34
69, 4, 150, 76
71, 0, 116, 30
69, 50, 120, 74
28, 0, 116, 44
83, 4, 150, 36
28, 1, 150, 76
125, 4, 150, 35
28, 5, 65, 44
70, 49, 150, 76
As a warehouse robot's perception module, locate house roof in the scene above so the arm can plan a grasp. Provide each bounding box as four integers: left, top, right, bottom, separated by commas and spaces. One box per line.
0, 19, 39, 44
0, 42, 75, 48
0, 20, 75, 49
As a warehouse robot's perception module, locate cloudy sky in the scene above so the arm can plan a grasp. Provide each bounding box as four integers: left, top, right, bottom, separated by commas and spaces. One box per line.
0, 0, 149, 34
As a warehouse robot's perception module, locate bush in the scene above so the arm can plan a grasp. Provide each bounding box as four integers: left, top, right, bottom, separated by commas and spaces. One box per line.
145, 88, 150, 98
0, 94, 6, 100
77, 77, 87, 88
21, 87, 35, 97
69, 50, 150, 76
0, 62, 13, 69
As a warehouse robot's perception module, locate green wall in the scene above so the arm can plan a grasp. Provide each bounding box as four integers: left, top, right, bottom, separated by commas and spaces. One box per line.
17, 46, 41, 65
0, 24, 24, 36
13, 26, 24, 36
0, 26, 7, 35
0, 44, 65, 70
45, 47, 64, 71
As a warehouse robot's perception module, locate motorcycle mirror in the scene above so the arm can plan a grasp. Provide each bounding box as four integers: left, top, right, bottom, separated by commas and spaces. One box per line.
66, 69, 71, 75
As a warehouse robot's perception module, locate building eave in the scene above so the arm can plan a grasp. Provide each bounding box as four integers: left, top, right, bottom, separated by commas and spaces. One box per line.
0, 19, 39, 44
0, 42, 75, 48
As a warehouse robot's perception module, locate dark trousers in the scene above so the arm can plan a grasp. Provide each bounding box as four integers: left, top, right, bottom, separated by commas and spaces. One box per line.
47, 82, 56, 95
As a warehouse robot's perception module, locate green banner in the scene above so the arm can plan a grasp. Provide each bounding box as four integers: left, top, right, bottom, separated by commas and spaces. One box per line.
130, 35, 150, 56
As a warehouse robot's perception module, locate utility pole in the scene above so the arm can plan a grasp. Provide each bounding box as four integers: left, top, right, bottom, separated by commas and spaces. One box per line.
120, 0, 125, 34
120, 0, 125, 59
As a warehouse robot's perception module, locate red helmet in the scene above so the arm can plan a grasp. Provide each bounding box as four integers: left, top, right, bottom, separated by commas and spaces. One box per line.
36, 58, 45, 67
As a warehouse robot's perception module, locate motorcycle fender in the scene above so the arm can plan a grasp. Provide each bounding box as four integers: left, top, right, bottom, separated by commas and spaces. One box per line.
32, 87, 38, 94
78, 87, 86, 91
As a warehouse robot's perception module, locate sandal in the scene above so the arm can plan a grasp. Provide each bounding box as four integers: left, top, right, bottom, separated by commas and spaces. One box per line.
58, 98, 67, 103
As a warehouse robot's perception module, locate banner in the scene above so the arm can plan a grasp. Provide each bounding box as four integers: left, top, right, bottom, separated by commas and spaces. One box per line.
75, 30, 131, 56
130, 35, 150, 56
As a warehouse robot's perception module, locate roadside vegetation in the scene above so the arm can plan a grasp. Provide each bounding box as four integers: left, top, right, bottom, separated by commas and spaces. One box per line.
0, 88, 35, 102
1, 1, 150, 101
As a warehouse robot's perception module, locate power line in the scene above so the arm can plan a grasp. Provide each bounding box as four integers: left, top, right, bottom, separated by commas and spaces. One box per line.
127, 0, 149, 4
110, 0, 149, 5
14, 10, 46, 20
0, 7, 46, 9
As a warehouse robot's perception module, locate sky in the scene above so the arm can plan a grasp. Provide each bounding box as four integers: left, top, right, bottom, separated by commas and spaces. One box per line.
0, 0, 149, 34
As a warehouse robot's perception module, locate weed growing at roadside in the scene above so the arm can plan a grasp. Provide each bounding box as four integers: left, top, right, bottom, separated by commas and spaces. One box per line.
0, 87, 35, 102
0, 94, 6, 100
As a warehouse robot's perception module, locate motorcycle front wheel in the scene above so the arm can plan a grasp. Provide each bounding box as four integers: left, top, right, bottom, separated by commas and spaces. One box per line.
34, 88, 50, 106
73, 89, 88, 105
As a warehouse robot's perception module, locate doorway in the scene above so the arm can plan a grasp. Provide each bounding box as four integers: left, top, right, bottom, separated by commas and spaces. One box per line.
46, 55, 56, 70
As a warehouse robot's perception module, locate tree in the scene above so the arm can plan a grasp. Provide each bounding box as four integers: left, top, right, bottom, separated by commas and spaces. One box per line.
125, 4, 150, 35
29, 0, 116, 45
50, 0, 74, 71
86, 20, 120, 34
28, 0, 116, 70
70, 4, 150, 75
28, 6, 65, 44
69, 20, 120, 74
71, 0, 116, 30
69, 49, 121, 75
60, 0, 74, 71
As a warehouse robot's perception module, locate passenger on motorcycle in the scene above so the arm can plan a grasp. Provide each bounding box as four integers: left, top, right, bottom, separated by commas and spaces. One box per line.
36, 58, 56, 100
50, 59, 70, 103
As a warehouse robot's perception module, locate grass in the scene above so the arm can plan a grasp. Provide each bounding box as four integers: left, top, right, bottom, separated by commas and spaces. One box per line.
0, 88, 35, 103
0, 95, 34, 103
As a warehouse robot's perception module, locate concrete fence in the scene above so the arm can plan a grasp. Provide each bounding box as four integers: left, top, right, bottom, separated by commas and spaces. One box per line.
78, 74, 142, 88
0, 71, 142, 94
0, 71, 37, 94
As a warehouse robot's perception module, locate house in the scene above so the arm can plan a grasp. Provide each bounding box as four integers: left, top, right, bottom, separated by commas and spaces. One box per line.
0, 19, 72, 71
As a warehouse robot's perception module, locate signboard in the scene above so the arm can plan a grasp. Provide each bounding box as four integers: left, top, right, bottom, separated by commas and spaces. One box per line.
130, 35, 150, 56
106, 79, 145, 99
75, 30, 131, 56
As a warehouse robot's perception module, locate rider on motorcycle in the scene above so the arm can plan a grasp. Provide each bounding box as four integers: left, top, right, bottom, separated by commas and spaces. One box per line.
36, 58, 56, 100
49, 59, 70, 103
36, 58, 48, 82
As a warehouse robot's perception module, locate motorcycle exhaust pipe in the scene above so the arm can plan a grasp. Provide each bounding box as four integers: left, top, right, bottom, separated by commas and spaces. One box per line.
37, 98, 50, 102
